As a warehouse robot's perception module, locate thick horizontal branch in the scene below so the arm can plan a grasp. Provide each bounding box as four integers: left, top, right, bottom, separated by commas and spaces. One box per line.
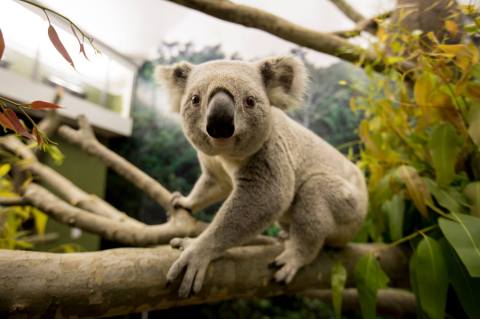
303, 288, 416, 318
58, 116, 173, 212
0, 243, 408, 318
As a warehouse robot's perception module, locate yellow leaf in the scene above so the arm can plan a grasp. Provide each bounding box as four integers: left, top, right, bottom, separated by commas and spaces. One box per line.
430, 91, 452, 108
438, 44, 466, 55
444, 20, 459, 36
32, 208, 48, 237
397, 165, 432, 218
0, 163, 11, 178
414, 73, 433, 108
377, 27, 387, 43
466, 83, 480, 100
468, 42, 479, 65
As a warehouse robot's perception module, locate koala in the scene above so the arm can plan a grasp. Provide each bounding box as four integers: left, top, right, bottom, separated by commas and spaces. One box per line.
156, 56, 368, 298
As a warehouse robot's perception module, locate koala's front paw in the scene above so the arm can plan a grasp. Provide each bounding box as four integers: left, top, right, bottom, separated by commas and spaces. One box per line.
167, 238, 211, 298
272, 249, 305, 284
171, 192, 192, 212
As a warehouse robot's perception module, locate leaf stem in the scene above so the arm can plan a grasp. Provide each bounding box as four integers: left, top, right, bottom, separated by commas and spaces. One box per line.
388, 224, 438, 247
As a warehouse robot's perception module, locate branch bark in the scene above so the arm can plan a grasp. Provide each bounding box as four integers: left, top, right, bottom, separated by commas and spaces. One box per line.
22, 183, 207, 245
58, 116, 173, 213
164, 0, 378, 66
0, 243, 408, 318
163, 0, 413, 73
329, 0, 366, 23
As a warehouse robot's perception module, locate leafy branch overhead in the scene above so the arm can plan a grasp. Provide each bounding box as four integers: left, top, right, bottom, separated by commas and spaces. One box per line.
0, 0, 99, 144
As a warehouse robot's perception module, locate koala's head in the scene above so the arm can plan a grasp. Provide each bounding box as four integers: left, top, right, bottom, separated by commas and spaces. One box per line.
156, 56, 307, 157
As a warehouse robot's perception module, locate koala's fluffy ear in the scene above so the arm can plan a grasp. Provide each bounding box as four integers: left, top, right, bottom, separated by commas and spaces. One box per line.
155, 62, 193, 112
257, 56, 308, 110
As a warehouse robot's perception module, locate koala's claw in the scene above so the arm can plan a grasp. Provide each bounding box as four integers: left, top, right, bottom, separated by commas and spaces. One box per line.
272, 250, 303, 284
170, 237, 194, 251
171, 192, 192, 212
166, 241, 211, 298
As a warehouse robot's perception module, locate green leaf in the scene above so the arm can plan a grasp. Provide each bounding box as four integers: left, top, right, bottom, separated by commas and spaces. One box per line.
464, 182, 480, 217
414, 236, 448, 319
14, 240, 33, 249
382, 193, 405, 241
32, 208, 48, 236
331, 262, 347, 319
409, 250, 422, 318
0, 163, 11, 178
440, 239, 480, 319
44, 144, 64, 165
355, 253, 389, 319
439, 213, 480, 277
424, 178, 467, 214
428, 123, 463, 186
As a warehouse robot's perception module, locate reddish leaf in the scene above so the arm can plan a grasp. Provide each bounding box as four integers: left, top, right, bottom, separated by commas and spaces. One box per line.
79, 43, 89, 60
0, 112, 14, 131
5, 109, 31, 138
48, 25, 75, 69
70, 24, 81, 45
30, 100, 62, 110
0, 29, 4, 61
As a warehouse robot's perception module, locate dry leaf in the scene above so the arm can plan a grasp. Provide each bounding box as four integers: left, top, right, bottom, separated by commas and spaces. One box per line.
48, 25, 75, 69
30, 100, 62, 110
0, 29, 4, 61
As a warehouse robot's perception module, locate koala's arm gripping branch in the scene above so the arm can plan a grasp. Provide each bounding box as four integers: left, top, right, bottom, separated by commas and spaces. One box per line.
181, 172, 231, 214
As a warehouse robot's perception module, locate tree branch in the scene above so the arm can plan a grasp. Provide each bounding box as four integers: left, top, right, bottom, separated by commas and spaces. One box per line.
164, 0, 413, 73
164, 0, 378, 66
302, 288, 416, 318
0, 135, 143, 226
58, 116, 173, 213
0, 196, 29, 206
22, 183, 207, 245
333, 11, 392, 38
0, 243, 408, 318
329, 0, 366, 23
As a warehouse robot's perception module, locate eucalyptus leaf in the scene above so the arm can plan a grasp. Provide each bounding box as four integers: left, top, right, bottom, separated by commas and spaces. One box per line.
414, 236, 448, 319
428, 123, 463, 186
424, 178, 467, 214
331, 262, 347, 319
32, 208, 48, 237
464, 182, 480, 217
439, 213, 480, 277
440, 239, 480, 319
382, 193, 404, 241
355, 253, 389, 319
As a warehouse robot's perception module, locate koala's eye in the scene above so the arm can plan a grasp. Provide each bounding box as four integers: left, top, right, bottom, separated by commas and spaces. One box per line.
191, 94, 201, 106
245, 96, 256, 108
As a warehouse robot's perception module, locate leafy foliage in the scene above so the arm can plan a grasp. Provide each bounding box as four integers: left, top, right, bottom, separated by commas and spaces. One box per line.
354, 6, 480, 318
354, 253, 389, 319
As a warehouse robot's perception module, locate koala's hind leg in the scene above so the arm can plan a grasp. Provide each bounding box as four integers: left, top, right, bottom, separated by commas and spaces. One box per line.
274, 179, 334, 283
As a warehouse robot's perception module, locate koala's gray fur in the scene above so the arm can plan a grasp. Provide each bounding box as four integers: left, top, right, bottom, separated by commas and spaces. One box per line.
156, 56, 368, 298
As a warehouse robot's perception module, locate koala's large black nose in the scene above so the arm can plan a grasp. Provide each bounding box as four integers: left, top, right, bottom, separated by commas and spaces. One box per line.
206, 90, 235, 139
